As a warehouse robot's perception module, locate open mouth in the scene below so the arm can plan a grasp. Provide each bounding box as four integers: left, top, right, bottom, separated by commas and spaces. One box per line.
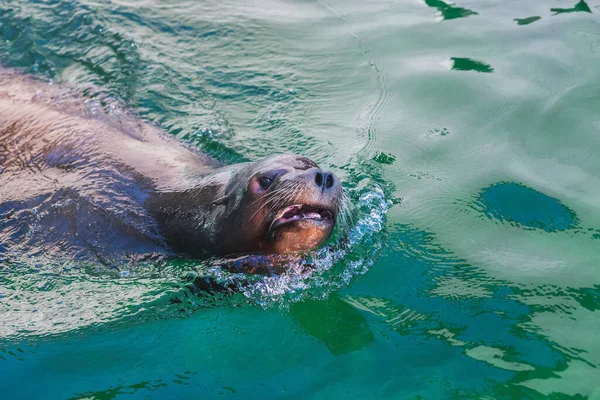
270, 204, 334, 230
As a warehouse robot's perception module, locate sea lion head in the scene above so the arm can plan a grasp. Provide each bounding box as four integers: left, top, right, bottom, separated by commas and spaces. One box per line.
215, 154, 343, 256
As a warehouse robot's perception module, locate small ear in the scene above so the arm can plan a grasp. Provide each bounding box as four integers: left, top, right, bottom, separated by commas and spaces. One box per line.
212, 195, 230, 207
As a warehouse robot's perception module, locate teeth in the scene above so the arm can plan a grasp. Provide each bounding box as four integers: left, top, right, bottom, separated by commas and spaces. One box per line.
270, 204, 334, 229
304, 212, 322, 219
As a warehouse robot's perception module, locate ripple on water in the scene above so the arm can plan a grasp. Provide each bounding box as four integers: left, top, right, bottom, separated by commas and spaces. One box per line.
0, 184, 391, 339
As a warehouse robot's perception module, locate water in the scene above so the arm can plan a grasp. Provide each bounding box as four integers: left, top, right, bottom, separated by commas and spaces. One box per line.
1, 0, 600, 398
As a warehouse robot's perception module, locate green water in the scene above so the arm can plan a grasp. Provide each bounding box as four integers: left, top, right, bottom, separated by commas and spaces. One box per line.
1, 0, 600, 398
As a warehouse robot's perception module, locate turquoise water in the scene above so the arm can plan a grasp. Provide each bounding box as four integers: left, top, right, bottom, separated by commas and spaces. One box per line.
1, 0, 600, 398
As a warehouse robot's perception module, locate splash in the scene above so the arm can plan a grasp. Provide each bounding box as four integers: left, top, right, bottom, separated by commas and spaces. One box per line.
0, 184, 390, 339
200, 184, 392, 307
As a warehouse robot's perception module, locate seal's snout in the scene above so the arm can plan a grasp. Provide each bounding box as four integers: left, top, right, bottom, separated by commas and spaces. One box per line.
233, 154, 345, 255
262, 162, 343, 254
313, 170, 337, 192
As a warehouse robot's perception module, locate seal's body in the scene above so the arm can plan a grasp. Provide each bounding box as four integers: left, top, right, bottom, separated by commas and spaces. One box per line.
0, 69, 342, 264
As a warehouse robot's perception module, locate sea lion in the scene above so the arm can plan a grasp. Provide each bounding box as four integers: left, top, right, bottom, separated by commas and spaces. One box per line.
0, 68, 343, 265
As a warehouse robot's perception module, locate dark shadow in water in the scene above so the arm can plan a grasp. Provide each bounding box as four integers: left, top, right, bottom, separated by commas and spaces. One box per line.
513, 16, 542, 25
372, 151, 396, 165
451, 58, 494, 73
424, 0, 478, 20
289, 293, 375, 356
66, 372, 202, 400
473, 182, 578, 232
67, 380, 169, 400
551, 0, 592, 14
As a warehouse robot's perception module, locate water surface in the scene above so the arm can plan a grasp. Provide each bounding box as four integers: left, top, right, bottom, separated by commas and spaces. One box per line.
1, 0, 600, 398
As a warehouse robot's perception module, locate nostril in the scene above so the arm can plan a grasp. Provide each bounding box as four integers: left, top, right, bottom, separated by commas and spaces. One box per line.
325, 173, 334, 189
315, 172, 324, 188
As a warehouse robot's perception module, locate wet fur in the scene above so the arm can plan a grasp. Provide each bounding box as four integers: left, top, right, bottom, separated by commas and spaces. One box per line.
0, 68, 346, 265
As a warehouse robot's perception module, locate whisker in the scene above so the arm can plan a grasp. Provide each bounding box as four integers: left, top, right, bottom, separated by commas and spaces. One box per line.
246, 181, 299, 223
260, 180, 304, 226
246, 191, 288, 223
335, 191, 354, 229
247, 187, 288, 207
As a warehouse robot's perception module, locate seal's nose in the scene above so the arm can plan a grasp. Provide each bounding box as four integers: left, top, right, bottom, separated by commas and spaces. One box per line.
314, 170, 336, 191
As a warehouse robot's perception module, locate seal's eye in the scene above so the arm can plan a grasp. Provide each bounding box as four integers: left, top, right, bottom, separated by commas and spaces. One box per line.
259, 176, 273, 190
